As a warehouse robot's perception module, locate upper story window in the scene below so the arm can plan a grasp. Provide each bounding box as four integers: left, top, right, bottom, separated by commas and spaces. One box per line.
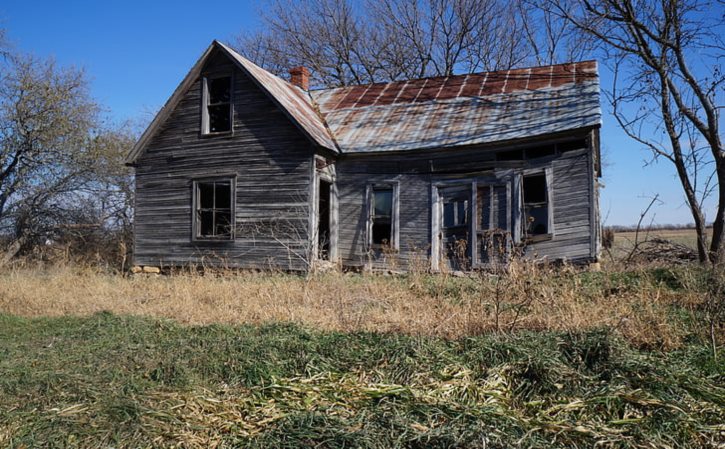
202, 75, 232, 134
193, 178, 235, 240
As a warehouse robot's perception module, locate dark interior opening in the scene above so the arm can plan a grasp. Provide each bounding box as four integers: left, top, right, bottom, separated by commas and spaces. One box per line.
207, 76, 232, 133
523, 174, 548, 235
371, 188, 393, 245
318, 180, 331, 259
558, 139, 587, 152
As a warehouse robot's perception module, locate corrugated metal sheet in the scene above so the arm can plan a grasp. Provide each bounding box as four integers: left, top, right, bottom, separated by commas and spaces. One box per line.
218, 42, 338, 152
311, 61, 601, 153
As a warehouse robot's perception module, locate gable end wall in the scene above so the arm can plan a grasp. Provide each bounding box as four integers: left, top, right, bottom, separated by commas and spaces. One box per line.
133, 54, 314, 270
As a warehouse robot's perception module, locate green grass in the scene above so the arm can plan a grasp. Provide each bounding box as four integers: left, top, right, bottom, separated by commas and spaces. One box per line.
1, 312, 723, 448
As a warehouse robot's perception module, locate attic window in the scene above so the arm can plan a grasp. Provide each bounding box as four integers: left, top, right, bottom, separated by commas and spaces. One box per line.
202, 75, 232, 134
194, 178, 235, 239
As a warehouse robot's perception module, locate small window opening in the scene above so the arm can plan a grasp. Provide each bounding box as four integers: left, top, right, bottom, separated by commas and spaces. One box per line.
557, 139, 586, 152
496, 149, 524, 161
443, 200, 468, 228
526, 144, 556, 159
195, 179, 233, 239
205, 76, 232, 133
523, 174, 548, 236
371, 188, 392, 245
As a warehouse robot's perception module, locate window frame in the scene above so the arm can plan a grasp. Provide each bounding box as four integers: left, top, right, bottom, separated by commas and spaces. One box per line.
366, 182, 400, 250
192, 176, 236, 241
201, 72, 234, 136
521, 168, 554, 242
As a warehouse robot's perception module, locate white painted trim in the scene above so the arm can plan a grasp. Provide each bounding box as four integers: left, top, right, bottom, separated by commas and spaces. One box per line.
545, 166, 555, 236
470, 181, 478, 267
329, 181, 339, 261
201, 76, 209, 134
392, 182, 400, 251
512, 174, 523, 243
308, 154, 318, 264
430, 184, 440, 272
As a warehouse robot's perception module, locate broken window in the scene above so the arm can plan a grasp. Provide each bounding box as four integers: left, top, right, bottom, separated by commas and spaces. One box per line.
522, 173, 549, 236
194, 179, 234, 239
371, 187, 393, 246
203, 75, 232, 133
443, 199, 468, 228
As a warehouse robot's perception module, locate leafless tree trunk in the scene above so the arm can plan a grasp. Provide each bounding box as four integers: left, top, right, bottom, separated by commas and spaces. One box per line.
543, 0, 724, 263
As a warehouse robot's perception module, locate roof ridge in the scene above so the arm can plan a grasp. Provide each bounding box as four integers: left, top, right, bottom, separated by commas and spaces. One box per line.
310, 60, 598, 93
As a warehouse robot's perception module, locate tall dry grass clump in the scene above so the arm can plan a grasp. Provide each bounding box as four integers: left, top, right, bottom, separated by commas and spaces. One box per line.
0, 259, 712, 349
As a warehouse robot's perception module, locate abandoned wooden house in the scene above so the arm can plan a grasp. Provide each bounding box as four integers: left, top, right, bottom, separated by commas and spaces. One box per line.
126, 40, 602, 272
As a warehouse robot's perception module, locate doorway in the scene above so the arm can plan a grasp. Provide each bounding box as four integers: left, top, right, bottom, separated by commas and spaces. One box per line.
318, 179, 331, 260
438, 186, 471, 271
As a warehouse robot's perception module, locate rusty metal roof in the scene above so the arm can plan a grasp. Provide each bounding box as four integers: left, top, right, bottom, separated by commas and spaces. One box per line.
128, 42, 600, 164
311, 61, 600, 153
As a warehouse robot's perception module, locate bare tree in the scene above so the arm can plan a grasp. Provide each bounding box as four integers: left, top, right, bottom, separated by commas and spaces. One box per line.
234, 0, 567, 87
543, 0, 724, 263
0, 49, 134, 266
517, 0, 595, 65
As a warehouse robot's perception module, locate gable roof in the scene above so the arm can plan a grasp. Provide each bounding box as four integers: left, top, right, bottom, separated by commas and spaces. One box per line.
125, 41, 337, 164
311, 61, 601, 153
127, 41, 600, 163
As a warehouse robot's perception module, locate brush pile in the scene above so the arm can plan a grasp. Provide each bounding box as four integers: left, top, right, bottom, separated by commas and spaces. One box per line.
633, 237, 698, 264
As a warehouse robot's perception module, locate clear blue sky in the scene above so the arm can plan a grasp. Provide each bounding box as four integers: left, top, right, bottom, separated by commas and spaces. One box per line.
1, 0, 717, 226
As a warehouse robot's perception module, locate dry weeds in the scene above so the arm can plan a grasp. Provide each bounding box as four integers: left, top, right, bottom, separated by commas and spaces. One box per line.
0, 261, 705, 349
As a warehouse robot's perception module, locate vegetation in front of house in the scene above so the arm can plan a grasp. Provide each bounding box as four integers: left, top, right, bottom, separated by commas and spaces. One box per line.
0, 261, 719, 349
0, 312, 722, 449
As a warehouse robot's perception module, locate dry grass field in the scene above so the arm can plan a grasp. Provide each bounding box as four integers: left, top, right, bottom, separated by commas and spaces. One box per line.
1, 231, 723, 448
0, 260, 710, 349
614, 227, 704, 248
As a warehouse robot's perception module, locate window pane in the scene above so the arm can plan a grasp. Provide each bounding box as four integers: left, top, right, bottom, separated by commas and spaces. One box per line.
208, 104, 231, 132
444, 200, 466, 228
443, 202, 455, 228
215, 211, 232, 237
198, 182, 214, 209
457, 201, 467, 225
209, 77, 231, 104
372, 220, 391, 245
523, 174, 547, 204
526, 205, 548, 235
215, 182, 231, 209
198, 210, 214, 237
373, 189, 392, 217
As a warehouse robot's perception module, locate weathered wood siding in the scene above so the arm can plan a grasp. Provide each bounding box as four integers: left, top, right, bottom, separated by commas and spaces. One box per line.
334, 135, 599, 270
134, 50, 313, 270
523, 149, 595, 261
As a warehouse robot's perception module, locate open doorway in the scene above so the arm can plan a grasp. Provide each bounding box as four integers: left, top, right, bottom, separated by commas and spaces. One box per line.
318, 179, 331, 260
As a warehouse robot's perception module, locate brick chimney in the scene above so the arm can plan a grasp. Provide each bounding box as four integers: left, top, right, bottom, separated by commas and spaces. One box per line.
289, 66, 310, 90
